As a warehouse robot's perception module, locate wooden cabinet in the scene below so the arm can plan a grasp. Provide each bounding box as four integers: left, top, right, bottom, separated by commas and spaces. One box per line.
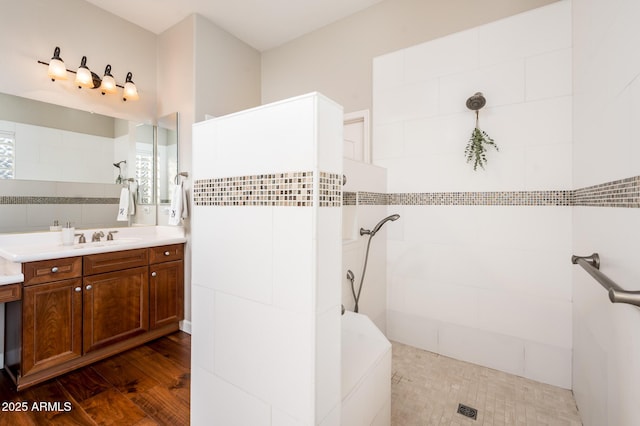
83, 266, 149, 353
149, 244, 184, 329
0, 283, 21, 303
21, 279, 83, 375
4, 244, 184, 390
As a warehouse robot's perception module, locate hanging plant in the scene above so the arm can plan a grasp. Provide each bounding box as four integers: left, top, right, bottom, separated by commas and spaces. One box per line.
464, 93, 498, 171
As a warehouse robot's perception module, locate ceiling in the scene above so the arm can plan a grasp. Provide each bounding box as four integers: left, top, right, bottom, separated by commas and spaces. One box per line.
84, 0, 384, 52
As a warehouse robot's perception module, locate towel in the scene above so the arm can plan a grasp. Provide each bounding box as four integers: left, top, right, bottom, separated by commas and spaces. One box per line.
117, 187, 129, 221
168, 182, 188, 225
128, 181, 137, 216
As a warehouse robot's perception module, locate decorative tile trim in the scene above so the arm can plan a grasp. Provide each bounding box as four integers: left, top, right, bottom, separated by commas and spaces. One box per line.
0, 196, 119, 205
574, 176, 640, 208
341, 176, 640, 208
358, 192, 391, 205
193, 171, 342, 207
343, 192, 357, 206
388, 191, 573, 206
318, 172, 342, 207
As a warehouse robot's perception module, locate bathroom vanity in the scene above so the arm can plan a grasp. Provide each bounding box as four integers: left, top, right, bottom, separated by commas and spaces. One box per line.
0, 226, 186, 390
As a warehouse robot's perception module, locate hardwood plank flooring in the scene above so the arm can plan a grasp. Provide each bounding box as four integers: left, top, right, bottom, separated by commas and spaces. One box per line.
0, 332, 190, 426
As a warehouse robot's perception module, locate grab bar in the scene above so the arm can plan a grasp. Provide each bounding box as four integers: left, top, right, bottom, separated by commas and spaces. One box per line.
572, 253, 640, 308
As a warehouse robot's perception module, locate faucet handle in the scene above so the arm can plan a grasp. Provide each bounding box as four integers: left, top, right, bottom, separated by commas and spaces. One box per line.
107, 230, 118, 241
75, 233, 86, 244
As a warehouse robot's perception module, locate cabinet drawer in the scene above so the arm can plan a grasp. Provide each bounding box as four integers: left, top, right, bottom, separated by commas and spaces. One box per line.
0, 283, 21, 302
149, 244, 184, 264
84, 248, 148, 276
23, 257, 82, 286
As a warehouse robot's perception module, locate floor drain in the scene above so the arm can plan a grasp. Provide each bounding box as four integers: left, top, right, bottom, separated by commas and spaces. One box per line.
457, 403, 478, 420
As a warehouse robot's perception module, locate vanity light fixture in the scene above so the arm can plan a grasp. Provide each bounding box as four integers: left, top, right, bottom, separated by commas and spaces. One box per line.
47, 47, 67, 81
100, 65, 117, 95
74, 56, 98, 89
122, 72, 139, 101
38, 47, 139, 101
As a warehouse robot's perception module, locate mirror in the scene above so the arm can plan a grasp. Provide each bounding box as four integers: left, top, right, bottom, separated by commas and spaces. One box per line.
157, 113, 178, 204
0, 92, 133, 184
133, 113, 178, 206
135, 123, 155, 205
0, 92, 178, 232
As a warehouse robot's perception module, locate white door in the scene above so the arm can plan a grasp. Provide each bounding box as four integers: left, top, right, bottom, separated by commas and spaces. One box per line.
343, 110, 370, 163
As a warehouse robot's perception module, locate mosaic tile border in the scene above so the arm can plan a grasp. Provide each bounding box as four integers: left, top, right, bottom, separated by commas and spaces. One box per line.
343, 192, 357, 206
0, 196, 119, 205
342, 176, 640, 208
574, 176, 640, 208
3, 176, 637, 208
193, 171, 342, 207
388, 191, 573, 206
318, 172, 342, 207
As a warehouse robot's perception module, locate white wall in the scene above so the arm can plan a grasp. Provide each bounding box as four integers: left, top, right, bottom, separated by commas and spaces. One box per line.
190, 93, 343, 425
261, 0, 559, 114
572, 0, 640, 425
0, 0, 157, 123
156, 13, 262, 329
375, 1, 573, 388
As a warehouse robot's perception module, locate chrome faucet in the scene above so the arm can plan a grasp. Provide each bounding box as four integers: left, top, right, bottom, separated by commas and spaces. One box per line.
92, 231, 105, 242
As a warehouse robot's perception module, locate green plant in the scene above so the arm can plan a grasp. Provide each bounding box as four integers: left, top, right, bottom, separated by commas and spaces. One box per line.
465, 126, 498, 171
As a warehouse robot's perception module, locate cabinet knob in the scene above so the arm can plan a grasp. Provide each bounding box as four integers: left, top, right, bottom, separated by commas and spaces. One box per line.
51, 267, 59, 273
164, 251, 170, 256
75, 287, 81, 292
151, 272, 157, 277
86, 285, 92, 290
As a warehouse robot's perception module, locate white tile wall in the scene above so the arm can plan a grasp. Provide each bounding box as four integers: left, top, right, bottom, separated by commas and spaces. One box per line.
191, 93, 342, 425
342, 160, 389, 332
373, 1, 573, 388
213, 292, 313, 421
191, 365, 271, 426
572, 0, 640, 423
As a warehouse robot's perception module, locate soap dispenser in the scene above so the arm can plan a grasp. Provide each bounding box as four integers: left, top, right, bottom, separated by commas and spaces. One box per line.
61, 222, 76, 246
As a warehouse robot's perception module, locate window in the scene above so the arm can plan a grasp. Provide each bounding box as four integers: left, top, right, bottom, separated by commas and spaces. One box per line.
136, 152, 153, 204
0, 131, 15, 179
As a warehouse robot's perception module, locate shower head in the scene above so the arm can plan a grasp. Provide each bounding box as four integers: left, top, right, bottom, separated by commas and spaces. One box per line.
360, 214, 400, 237
113, 160, 126, 169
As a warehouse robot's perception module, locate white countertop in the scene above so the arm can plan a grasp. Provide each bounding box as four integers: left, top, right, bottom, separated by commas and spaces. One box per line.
0, 258, 22, 285
0, 226, 186, 285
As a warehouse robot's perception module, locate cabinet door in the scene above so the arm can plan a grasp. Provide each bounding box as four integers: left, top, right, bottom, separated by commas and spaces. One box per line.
150, 260, 184, 329
83, 267, 149, 353
22, 279, 83, 376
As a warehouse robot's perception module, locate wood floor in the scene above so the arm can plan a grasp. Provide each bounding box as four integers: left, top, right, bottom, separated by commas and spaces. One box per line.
0, 331, 190, 426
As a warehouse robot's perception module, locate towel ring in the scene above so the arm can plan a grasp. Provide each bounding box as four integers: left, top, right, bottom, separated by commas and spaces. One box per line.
174, 172, 189, 185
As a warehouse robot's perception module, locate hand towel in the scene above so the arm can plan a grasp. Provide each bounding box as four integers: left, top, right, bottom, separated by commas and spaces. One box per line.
168, 182, 183, 226
128, 181, 137, 216
117, 187, 129, 221
180, 183, 189, 220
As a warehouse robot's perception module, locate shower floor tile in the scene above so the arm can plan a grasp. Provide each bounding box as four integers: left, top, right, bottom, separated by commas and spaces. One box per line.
391, 341, 582, 426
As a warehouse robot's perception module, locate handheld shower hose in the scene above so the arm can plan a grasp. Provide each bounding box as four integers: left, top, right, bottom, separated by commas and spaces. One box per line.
350, 214, 400, 313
